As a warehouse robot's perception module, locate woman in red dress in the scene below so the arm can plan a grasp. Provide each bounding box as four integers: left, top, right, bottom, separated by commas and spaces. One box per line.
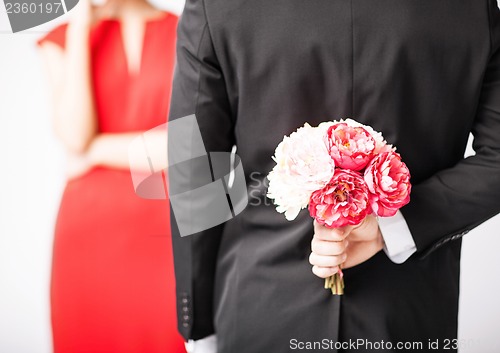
38, 1, 185, 352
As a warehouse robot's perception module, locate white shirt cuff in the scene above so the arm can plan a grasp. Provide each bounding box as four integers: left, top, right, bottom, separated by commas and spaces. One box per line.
185, 334, 217, 353
378, 210, 416, 264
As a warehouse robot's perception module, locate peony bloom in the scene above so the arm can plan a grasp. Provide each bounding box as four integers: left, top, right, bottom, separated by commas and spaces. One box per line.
326, 122, 377, 171
342, 118, 394, 154
308, 169, 371, 228
267, 123, 336, 221
364, 151, 411, 217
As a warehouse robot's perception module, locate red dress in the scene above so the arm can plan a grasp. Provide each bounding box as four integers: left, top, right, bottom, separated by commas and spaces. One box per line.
38, 13, 186, 353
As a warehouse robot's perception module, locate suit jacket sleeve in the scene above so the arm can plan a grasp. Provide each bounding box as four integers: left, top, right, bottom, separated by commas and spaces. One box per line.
168, 0, 235, 341
402, 0, 500, 258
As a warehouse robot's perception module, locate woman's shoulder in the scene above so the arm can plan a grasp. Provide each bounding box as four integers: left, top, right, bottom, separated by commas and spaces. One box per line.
37, 22, 68, 49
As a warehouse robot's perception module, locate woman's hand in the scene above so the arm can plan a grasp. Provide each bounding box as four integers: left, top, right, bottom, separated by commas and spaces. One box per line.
69, 0, 96, 28
65, 151, 94, 180
309, 216, 385, 278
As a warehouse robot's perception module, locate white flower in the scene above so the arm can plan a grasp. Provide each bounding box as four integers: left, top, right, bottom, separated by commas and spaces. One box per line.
267, 123, 335, 220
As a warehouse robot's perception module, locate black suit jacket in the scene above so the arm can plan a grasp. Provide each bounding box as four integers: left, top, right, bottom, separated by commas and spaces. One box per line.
168, 1, 500, 352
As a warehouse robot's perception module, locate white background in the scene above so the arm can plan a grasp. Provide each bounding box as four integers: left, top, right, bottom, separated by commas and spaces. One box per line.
0, 1, 499, 352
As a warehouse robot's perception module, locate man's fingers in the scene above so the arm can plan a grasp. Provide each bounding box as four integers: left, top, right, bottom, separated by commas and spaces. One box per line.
342, 240, 382, 269
309, 252, 347, 267
338, 224, 355, 236
312, 265, 340, 279
311, 238, 348, 256
313, 220, 348, 241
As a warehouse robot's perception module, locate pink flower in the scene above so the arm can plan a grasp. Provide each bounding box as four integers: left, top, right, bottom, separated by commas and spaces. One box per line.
326, 122, 376, 171
308, 169, 371, 228
364, 151, 411, 217
342, 118, 394, 154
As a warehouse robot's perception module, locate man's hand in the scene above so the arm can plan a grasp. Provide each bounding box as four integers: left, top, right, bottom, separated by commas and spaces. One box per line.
309, 216, 385, 278
342, 215, 384, 269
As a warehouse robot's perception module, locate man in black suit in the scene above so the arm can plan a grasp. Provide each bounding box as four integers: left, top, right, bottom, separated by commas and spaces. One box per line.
168, 1, 500, 352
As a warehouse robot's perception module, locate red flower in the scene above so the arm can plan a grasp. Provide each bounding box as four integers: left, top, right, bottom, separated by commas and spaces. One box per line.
308, 169, 371, 228
364, 151, 411, 217
326, 122, 376, 171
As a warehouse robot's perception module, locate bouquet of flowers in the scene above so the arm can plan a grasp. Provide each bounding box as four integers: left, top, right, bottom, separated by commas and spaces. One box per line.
267, 119, 411, 295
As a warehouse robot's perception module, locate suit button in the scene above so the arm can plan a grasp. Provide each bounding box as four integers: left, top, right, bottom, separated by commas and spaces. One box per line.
183, 322, 189, 328
182, 306, 189, 312
182, 298, 188, 304
183, 315, 190, 320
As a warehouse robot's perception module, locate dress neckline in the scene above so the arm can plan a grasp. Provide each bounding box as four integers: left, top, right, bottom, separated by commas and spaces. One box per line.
99, 11, 171, 26
100, 12, 171, 78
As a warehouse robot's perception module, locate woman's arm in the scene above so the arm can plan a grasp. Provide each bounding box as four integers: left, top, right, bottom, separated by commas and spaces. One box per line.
39, 1, 97, 154
87, 131, 167, 172
39, 2, 168, 176
40, 42, 166, 176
